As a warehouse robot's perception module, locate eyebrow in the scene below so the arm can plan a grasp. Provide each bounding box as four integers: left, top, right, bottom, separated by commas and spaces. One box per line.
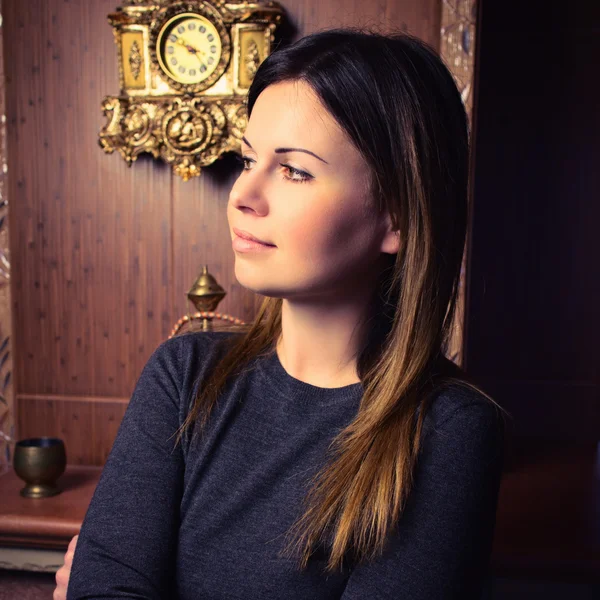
242, 136, 329, 165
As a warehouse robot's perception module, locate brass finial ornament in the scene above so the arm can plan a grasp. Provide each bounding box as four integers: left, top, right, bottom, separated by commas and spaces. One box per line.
186, 264, 226, 311
170, 265, 246, 335
99, 0, 285, 181
186, 264, 225, 329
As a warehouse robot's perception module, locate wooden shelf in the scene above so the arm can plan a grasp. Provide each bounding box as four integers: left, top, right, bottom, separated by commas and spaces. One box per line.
0, 465, 102, 550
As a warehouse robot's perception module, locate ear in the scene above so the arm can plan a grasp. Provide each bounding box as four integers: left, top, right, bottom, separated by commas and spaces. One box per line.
379, 214, 400, 255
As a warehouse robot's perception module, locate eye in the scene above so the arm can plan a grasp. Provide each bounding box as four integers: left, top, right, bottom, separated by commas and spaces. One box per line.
280, 164, 313, 184
234, 154, 313, 184
234, 155, 254, 170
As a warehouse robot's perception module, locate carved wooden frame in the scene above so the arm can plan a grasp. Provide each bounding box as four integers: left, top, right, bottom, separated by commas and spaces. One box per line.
439, 0, 479, 368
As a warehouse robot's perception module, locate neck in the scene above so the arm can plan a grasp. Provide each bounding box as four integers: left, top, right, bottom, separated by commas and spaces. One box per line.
275, 288, 375, 389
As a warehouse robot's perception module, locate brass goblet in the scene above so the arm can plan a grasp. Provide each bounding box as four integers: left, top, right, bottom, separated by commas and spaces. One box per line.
13, 437, 67, 498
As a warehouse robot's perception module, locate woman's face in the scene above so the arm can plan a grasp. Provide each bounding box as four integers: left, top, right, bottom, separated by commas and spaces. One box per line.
227, 79, 396, 301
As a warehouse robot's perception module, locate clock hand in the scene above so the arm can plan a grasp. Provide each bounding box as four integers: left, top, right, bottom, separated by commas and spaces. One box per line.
175, 36, 206, 57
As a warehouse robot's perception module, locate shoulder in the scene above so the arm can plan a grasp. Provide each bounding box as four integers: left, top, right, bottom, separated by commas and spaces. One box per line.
425, 382, 502, 429
138, 330, 243, 387
150, 329, 243, 369
419, 382, 505, 462
147, 329, 244, 397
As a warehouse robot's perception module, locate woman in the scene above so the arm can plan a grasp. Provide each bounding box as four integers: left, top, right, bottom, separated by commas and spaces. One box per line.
56, 27, 506, 599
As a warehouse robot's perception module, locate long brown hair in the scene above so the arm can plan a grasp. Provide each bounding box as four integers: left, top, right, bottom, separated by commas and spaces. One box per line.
173, 28, 508, 574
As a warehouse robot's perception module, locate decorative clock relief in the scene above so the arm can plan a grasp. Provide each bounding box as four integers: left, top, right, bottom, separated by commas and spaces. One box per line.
99, 0, 285, 181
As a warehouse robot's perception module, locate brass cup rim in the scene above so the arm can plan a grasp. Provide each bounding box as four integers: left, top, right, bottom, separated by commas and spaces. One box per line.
15, 437, 64, 448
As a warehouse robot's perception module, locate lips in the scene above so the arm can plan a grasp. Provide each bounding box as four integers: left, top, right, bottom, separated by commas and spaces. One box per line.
233, 227, 275, 246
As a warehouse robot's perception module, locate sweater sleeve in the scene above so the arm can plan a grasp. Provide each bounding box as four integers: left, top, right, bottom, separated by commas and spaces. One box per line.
67, 337, 186, 600
340, 399, 505, 600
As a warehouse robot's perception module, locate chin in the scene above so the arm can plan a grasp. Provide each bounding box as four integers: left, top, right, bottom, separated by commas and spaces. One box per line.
233, 271, 288, 299
234, 262, 325, 300
233, 266, 269, 293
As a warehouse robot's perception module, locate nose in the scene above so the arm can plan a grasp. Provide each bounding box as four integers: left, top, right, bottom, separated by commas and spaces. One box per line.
228, 163, 269, 215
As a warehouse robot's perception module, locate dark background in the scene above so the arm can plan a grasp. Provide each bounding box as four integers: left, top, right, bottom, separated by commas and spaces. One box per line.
466, 0, 600, 443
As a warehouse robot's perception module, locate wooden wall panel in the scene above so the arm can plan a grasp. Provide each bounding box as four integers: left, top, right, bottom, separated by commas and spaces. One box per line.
17, 395, 127, 466
7, 2, 173, 400
4, 0, 442, 465
170, 161, 255, 323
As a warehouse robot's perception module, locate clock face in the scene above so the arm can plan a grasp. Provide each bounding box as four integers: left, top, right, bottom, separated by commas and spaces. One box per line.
156, 12, 223, 85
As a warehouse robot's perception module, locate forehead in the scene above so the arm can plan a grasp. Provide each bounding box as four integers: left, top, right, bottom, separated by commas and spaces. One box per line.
245, 80, 356, 160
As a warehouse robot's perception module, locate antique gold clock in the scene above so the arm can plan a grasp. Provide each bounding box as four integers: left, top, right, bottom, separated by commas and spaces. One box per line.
99, 0, 285, 181
155, 13, 224, 87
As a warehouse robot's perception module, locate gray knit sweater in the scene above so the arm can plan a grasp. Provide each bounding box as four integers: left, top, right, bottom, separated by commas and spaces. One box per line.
67, 330, 504, 599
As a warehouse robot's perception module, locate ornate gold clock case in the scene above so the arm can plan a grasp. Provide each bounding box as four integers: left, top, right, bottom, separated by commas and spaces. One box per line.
99, 0, 285, 181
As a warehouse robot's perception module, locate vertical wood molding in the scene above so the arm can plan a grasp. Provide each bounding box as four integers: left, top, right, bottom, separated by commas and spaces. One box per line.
0, 0, 15, 468
439, 0, 478, 368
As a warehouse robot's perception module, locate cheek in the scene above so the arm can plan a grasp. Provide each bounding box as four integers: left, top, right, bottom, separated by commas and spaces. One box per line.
281, 195, 335, 243
284, 193, 371, 261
